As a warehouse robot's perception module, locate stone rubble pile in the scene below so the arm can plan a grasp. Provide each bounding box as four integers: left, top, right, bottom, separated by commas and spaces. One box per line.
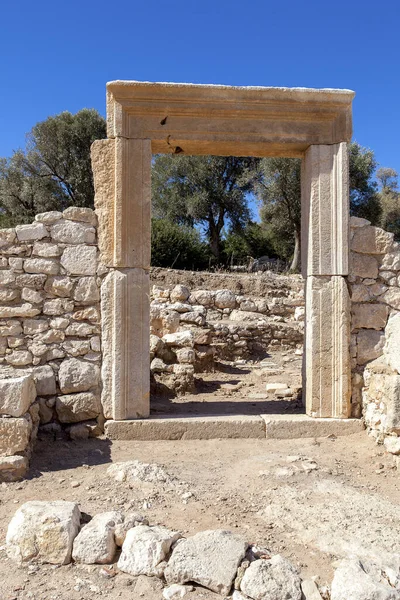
6, 499, 400, 599
150, 283, 304, 393
349, 217, 400, 464
0, 208, 104, 480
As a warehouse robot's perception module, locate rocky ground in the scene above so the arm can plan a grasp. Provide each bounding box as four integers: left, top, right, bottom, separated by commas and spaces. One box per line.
1, 419, 400, 599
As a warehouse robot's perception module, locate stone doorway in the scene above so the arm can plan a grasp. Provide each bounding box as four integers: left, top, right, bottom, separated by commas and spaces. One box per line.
91, 81, 355, 427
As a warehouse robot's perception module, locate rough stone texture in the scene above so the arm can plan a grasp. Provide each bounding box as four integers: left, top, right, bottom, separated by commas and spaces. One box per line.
0, 416, 32, 456
331, 558, 400, 600
240, 555, 302, 600
117, 525, 181, 577
351, 225, 394, 255
356, 330, 386, 365
384, 312, 400, 374
60, 245, 97, 275
0, 455, 29, 481
72, 511, 123, 564
164, 529, 247, 595
6, 501, 81, 565
55, 392, 101, 423
352, 303, 389, 331
0, 372, 36, 417
58, 358, 100, 394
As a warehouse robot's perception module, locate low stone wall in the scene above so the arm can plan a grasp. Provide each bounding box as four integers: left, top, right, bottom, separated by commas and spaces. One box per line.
150, 283, 304, 394
349, 216, 400, 460
0, 208, 103, 479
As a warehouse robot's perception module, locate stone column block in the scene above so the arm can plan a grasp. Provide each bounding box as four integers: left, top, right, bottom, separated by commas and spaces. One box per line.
301, 143, 349, 277
304, 276, 351, 418
91, 138, 151, 269
101, 268, 150, 420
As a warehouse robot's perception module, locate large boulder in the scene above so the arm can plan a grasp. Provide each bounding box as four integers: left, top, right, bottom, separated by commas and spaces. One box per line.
118, 525, 181, 577
164, 529, 247, 596
6, 500, 80, 565
55, 392, 101, 423
240, 555, 302, 600
72, 511, 123, 564
331, 558, 400, 600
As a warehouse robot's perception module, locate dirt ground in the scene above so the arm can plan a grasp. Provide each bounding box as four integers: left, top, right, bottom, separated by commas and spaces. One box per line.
1, 414, 400, 599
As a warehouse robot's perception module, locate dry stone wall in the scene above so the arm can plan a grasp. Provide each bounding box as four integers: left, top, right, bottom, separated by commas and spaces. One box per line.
0, 208, 103, 479
349, 216, 400, 460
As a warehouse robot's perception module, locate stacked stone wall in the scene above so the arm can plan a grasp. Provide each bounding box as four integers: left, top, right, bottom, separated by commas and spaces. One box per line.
0, 208, 103, 478
349, 216, 400, 459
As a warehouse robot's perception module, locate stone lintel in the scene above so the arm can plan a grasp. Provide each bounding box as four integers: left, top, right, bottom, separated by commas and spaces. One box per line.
101, 268, 150, 420
304, 275, 351, 418
301, 143, 349, 277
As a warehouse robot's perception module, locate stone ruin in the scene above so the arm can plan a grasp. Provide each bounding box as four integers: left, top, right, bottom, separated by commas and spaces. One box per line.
0, 80, 400, 480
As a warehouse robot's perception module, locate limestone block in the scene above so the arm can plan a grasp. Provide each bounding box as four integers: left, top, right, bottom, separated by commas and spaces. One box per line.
350, 216, 371, 228
0, 228, 16, 247
352, 303, 389, 331
176, 348, 195, 364
0, 270, 16, 284
0, 372, 36, 417
43, 298, 74, 316
6, 350, 33, 366
331, 558, 400, 600
0, 321, 23, 336
118, 525, 181, 577
61, 245, 97, 275
0, 304, 41, 319
114, 513, 149, 546
63, 339, 91, 356
32, 241, 62, 257
0, 288, 19, 302
351, 225, 394, 254
65, 322, 95, 336
357, 330, 385, 365
0, 415, 32, 456
351, 284, 371, 303
380, 252, 400, 271
0, 455, 29, 482
20, 287, 44, 304
58, 358, 100, 394
45, 276, 74, 297
73, 277, 100, 303
163, 331, 194, 348
24, 258, 59, 275
23, 319, 49, 334
170, 285, 190, 302
349, 253, 379, 279
305, 276, 351, 418
35, 211, 63, 224
384, 312, 400, 374
33, 365, 56, 395
6, 500, 80, 565
51, 221, 95, 244
50, 317, 69, 330
164, 529, 247, 595
214, 289, 236, 309
34, 329, 65, 344
382, 288, 400, 310
101, 268, 150, 419
302, 143, 349, 276
8, 257, 22, 269
73, 306, 100, 322
363, 360, 400, 432
384, 436, 400, 455
240, 556, 302, 600
15, 273, 47, 289
190, 290, 215, 306
55, 392, 101, 423
16, 222, 48, 242
72, 511, 123, 564
63, 206, 97, 225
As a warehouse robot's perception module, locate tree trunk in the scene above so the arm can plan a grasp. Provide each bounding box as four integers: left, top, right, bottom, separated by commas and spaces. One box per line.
209, 229, 220, 262
290, 228, 301, 272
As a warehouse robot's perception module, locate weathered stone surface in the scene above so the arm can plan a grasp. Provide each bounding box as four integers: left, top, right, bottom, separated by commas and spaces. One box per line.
73, 277, 99, 303
382, 288, 400, 310
240, 556, 302, 600
43, 298, 74, 316
114, 513, 149, 546
72, 511, 123, 564
190, 290, 215, 306
118, 525, 181, 577
32, 241, 62, 257
305, 276, 351, 418
56, 392, 101, 423
163, 331, 194, 348
215, 289, 236, 309
357, 330, 385, 365
170, 285, 190, 303
384, 312, 400, 374
164, 529, 247, 595
163, 584, 194, 599
6, 501, 80, 565
51, 221, 95, 244
16, 223, 48, 242
0, 415, 32, 456
61, 245, 97, 275
0, 455, 29, 481
331, 558, 400, 600
301, 579, 324, 600
384, 436, 400, 455
352, 303, 389, 331
58, 358, 100, 393
45, 276, 74, 297
35, 211, 63, 224
380, 252, 400, 271
24, 258, 59, 275
351, 225, 394, 254
6, 350, 33, 366
350, 253, 379, 278
0, 372, 36, 417
363, 359, 400, 433
0, 228, 16, 247
91, 139, 115, 265
63, 206, 97, 225
350, 216, 371, 228
0, 304, 41, 319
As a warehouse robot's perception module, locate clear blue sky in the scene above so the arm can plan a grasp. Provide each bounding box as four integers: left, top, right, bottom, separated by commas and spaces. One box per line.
1, 0, 399, 177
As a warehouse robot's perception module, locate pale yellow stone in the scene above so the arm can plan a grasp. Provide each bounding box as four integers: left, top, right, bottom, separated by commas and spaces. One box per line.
350, 225, 394, 254
0, 415, 32, 456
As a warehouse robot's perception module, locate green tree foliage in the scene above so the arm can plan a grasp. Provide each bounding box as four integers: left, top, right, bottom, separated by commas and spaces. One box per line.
152, 154, 258, 262
224, 221, 276, 266
151, 218, 209, 270
348, 142, 381, 223
0, 109, 106, 225
377, 168, 400, 240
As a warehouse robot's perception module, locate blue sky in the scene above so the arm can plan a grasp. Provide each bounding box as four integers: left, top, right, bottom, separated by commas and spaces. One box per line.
1, 0, 399, 180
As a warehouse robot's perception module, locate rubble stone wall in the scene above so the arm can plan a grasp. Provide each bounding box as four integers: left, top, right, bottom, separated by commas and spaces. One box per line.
349, 216, 400, 458
0, 208, 103, 479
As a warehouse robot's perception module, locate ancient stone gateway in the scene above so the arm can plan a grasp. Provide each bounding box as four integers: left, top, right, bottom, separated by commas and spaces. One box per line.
91, 81, 355, 429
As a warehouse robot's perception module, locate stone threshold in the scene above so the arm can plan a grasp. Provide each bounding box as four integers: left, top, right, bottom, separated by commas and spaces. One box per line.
104, 414, 364, 441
